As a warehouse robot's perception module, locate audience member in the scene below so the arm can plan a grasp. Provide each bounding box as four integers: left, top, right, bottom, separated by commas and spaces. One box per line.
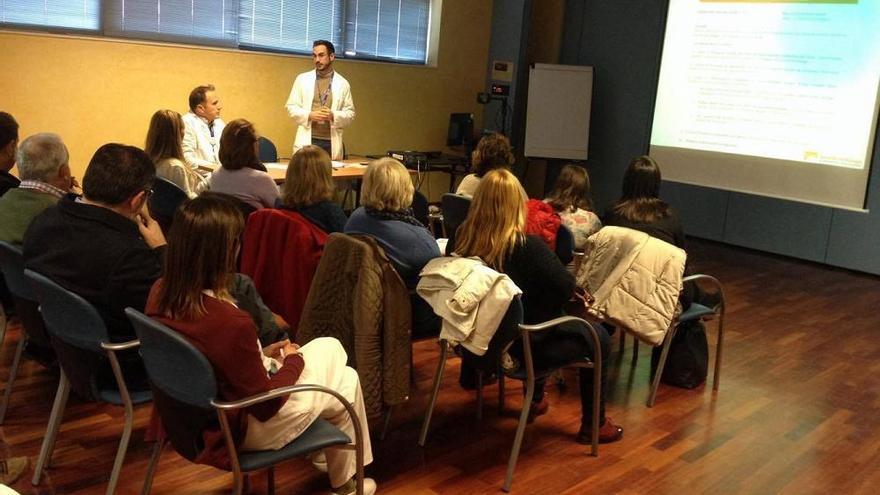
24, 143, 166, 343
0, 112, 20, 196
146, 194, 375, 495
450, 169, 622, 444
0, 133, 76, 245
145, 109, 209, 198
209, 119, 278, 210
182, 84, 226, 170
544, 164, 602, 250
455, 132, 526, 199
344, 157, 439, 287
278, 145, 346, 233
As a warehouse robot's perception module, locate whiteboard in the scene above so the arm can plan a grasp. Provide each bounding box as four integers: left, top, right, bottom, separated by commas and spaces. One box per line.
525, 64, 593, 160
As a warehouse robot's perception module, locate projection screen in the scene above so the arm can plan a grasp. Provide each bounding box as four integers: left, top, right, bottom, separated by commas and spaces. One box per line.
649, 0, 880, 211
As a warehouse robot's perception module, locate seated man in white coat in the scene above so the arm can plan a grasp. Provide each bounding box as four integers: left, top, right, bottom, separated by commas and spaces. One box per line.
285, 40, 355, 160
182, 84, 225, 170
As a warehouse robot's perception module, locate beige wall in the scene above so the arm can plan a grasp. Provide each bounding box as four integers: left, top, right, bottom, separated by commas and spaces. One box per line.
0, 0, 492, 200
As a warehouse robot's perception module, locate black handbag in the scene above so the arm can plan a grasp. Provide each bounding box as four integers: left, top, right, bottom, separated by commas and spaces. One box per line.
650, 319, 708, 389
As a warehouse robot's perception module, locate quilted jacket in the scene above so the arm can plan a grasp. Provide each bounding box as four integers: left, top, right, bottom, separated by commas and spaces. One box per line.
295, 233, 412, 418
576, 226, 686, 345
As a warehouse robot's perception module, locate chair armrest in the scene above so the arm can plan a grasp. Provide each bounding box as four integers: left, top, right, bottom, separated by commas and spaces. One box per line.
519, 315, 590, 333
101, 339, 141, 352
682, 274, 725, 309
212, 383, 354, 412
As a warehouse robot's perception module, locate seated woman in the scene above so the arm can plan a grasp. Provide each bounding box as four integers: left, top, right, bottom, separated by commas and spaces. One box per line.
145, 109, 208, 198
451, 168, 622, 443
455, 132, 526, 199
209, 119, 278, 210
604, 155, 694, 306
145, 194, 375, 495
544, 164, 602, 250
278, 145, 347, 233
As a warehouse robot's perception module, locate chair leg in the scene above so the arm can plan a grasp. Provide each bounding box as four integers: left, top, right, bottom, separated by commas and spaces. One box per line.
475, 370, 483, 421
0, 334, 26, 424
631, 338, 639, 365
712, 314, 725, 391
106, 393, 136, 495
32, 371, 70, 485
418, 340, 448, 447
141, 440, 164, 495
503, 376, 535, 492
497, 368, 506, 415
267, 466, 275, 495
647, 326, 679, 407
0, 303, 6, 349
379, 406, 393, 441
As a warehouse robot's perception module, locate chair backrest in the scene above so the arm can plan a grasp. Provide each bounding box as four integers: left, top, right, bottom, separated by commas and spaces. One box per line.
441, 193, 471, 240
149, 177, 189, 232
258, 136, 278, 163
24, 269, 109, 352
461, 296, 524, 374
126, 308, 218, 461
555, 224, 575, 265
0, 242, 52, 349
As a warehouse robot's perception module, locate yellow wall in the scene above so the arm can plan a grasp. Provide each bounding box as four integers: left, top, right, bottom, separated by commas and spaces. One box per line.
0, 0, 492, 200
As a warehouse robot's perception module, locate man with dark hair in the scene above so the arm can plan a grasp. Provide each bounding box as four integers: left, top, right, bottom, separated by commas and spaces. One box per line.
286, 40, 355, 160
24, 143, 166, 343
0, 112, 21, 196
182, 84, 226, 170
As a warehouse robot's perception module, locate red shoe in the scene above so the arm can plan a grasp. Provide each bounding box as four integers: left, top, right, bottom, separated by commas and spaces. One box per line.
576, 417, 623, 444
526, 397, 550, 424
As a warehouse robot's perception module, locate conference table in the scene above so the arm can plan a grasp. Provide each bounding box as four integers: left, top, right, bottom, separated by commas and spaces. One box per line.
199, 157, 371, 183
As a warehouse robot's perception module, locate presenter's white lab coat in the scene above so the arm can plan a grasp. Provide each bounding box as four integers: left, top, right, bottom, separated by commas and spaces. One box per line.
285, 70, 355, 160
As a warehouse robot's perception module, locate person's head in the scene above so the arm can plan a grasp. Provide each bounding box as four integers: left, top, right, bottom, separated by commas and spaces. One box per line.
218, 119, 261, 171
454, 169, 526, 271
281, 145, 335, 208
545, 164, 593, 213
82, 143, 156, 214
15, 133, 72, 190
472, 132, 514, 177
154, 193, 245, 320
312, 40, 336, 73
188, 84, 222, 123
145, 109, 185, 163
0, 112, 19, 171
361, 157, 414, 212
612, 155, 670, 222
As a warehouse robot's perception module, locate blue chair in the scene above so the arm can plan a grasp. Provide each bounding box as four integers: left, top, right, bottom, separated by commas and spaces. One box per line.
149, 177, 189, 234
555, 224, 575, 265
258, 136, 279, 163
25, 270, 151, 495
0, 241, 54, 424
440, 193, 471, 243
419, 297, 602, 492
125, 308, 366, 495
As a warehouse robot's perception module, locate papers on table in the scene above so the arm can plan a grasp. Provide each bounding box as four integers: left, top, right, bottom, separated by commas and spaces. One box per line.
332, 160, 346, 169
264, 162, 288, 171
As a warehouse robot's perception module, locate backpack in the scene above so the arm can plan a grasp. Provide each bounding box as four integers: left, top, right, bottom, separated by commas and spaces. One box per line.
650, 318, 708, 389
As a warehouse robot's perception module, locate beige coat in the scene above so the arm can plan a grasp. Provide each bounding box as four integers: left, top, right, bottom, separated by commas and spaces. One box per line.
576, 226, 686, 345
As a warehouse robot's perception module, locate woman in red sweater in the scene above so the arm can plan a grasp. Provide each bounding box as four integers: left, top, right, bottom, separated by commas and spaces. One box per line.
145, 194, 375, 495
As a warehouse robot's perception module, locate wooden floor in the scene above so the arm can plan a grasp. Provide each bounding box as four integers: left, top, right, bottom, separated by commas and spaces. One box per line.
2, 239, 880, 494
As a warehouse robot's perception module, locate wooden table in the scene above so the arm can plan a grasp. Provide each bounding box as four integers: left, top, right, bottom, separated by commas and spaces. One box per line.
199, 157, 369, 183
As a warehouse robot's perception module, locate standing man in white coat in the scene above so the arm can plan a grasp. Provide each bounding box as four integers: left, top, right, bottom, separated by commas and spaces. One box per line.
285, 40, 355, 160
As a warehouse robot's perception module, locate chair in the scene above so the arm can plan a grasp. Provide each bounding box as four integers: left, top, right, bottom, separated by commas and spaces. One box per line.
555, 224, 575, 265
0, 241, 55, 424
149, 177, 188, 234
411, 190, 431, 230
644, 274, 725, 407
258, 136, 279, 163
419, 297, 603, 492
125, 309, 365, 495
25, 270, 151, 495
440, 193, 471, 242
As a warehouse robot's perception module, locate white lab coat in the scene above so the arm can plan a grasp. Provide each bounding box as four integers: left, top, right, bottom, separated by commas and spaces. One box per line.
181, 112, 225, 170
285, 70, 355, 160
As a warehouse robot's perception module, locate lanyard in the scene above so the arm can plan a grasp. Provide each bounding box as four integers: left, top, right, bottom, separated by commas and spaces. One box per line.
316, 72, 334, 107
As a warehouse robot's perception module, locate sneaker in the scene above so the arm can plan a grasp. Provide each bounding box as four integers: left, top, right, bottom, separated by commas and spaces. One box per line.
526, 397, 550, 424
332, 477, 377, 495
0, 456, 28, 485
575, 417, 624, 444
309, 451, 328, 473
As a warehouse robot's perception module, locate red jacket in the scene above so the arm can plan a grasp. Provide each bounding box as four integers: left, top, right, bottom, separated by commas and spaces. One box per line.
240, 209, 328, 334
525, 199, 561, 250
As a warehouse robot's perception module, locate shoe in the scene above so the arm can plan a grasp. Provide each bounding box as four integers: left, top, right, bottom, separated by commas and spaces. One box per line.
332, 477, 377, 495
459, 371, 498, 391
0, 456, 28, 484
526, 397, 549, 424
310, 451, 328, 473
575, 417, 624, 444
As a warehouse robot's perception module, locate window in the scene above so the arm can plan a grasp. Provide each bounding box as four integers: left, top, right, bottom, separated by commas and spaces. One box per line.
0, 0, 100, 31
0, 0, 433, 64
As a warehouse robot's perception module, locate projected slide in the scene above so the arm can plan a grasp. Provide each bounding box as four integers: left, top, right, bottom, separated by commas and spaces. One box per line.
652, 0, 880, 170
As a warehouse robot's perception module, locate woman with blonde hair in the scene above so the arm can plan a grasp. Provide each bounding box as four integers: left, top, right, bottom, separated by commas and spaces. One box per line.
278, 145, 347, 233
544, 164, 602, 250
344, 157, 439, 287
209, 119, 278, 210
146, 194, 376, 495
452, 168, 622, 444
145, 109, 208, 198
